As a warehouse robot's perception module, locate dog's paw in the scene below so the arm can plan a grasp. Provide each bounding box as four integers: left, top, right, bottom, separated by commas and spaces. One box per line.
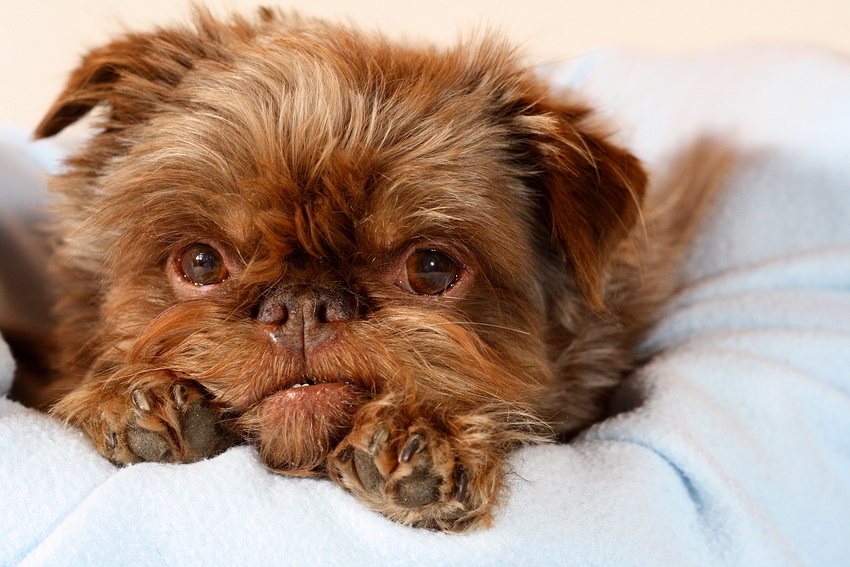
88, 381, 235, 465
328, 408, 499, 532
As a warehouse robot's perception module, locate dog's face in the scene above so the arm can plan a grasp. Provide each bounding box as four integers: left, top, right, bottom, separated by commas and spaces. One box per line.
38, 11, 645, 474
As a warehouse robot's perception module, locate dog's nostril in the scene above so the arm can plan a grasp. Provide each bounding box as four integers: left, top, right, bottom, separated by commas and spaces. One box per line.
257, 285, 358, 331
257, 298, 289, 326
315, 303, 329, 324
318, 290, 358, 323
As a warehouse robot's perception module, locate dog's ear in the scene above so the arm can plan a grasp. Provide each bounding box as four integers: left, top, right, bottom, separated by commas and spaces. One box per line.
514, 97, 647, 309
34, 7, 269, 139
35, 30, 197, 138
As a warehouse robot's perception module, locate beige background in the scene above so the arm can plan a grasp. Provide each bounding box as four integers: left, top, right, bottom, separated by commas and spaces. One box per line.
2, 0, 849, 131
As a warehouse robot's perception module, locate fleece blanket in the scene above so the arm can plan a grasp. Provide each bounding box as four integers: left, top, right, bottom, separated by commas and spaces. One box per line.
2, 44, 849, 566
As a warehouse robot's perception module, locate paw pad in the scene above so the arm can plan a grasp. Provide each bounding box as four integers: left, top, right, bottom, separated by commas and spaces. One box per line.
330, 419, 473, 529
106, 382, 234, 464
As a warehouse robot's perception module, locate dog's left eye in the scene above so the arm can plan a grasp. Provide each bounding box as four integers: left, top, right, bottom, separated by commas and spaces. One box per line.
179, 243, 229, 285
406, 249, 460, 295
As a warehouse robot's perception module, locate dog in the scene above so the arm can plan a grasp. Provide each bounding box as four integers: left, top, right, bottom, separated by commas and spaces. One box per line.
26, 7, 729, 532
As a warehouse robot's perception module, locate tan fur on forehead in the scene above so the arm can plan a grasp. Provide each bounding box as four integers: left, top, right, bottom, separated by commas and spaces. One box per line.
40, 8, 640, 295
58, 17, 542, 275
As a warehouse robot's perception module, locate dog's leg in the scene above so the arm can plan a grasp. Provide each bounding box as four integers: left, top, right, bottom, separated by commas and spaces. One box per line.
327, 397, 512, 532
51, 375, 236, 465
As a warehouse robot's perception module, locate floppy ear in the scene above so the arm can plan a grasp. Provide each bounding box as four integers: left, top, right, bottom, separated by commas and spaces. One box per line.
33, 6, 270, 139
35, 30, 197, 138
516, 98, 647, 309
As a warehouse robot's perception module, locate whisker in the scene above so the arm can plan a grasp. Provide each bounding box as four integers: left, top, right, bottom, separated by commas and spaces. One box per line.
423, 321, 532, 336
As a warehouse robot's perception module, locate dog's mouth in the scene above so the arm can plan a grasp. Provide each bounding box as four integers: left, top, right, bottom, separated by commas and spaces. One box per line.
287, 376, 338, 390
259, 376, 371, 429
273, 378, 366, 408
279, 375, 367, 396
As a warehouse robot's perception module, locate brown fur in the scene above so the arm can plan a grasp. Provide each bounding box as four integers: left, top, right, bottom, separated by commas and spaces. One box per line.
26, 7, 731, 532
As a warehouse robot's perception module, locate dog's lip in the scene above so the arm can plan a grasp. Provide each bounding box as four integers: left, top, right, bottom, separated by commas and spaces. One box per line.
288, 378, 336, 390
264, 381, 370, 428
236, 374, 359, 408
283, 376, 357, 391
288, 377, 319, 389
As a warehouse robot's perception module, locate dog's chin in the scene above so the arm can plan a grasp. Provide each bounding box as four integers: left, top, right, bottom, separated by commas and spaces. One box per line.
247, 380, 370, 474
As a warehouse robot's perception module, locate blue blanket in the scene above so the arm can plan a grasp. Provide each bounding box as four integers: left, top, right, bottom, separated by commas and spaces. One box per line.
1, 45, 849, 566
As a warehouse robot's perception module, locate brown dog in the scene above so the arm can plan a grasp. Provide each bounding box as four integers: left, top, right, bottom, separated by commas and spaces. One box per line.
29, 8, 728, 532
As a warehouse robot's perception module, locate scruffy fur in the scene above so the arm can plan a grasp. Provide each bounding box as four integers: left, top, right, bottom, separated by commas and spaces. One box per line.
27, 8, 730, 532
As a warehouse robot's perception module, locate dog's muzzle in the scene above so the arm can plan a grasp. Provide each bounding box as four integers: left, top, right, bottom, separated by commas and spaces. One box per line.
257, 285, 357, 353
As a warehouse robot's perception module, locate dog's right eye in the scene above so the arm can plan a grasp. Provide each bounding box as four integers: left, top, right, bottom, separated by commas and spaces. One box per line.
179, 243, 229, 285
405, 249, 460, 295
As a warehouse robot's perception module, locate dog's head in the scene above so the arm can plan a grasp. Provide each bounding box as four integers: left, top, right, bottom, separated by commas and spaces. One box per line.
38, 9, 645, 472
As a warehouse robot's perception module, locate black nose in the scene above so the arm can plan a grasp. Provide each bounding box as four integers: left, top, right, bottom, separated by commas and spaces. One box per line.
257, 285, 356, 352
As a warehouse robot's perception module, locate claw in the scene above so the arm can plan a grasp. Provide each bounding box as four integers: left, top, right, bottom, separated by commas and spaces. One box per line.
172, 384, 187, 410
106, 431, 117, 450
131, 390, 151, 412
337, 445, 354, 463
454, 466, 469, 503
368, 425, 389, 456
398, 433, 425, 463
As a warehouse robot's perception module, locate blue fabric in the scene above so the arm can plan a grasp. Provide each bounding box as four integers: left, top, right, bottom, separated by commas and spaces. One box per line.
1, 45, 849, 566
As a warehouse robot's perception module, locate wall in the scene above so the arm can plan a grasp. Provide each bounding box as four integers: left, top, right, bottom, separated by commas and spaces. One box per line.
2, 0, 848, 130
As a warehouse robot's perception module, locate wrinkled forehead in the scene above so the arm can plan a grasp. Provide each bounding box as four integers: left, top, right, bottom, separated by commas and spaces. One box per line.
106, 39, 537, 267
